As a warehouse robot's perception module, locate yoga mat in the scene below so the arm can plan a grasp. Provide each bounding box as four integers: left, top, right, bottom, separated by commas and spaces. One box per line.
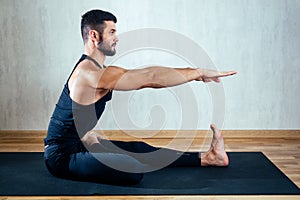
0, 152, 299, 195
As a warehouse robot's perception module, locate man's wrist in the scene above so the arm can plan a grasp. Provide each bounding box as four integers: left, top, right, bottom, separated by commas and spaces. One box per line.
192, 68, 203, 81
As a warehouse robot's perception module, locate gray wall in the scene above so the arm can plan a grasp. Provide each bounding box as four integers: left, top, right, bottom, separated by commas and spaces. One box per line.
0, 0, 299, 130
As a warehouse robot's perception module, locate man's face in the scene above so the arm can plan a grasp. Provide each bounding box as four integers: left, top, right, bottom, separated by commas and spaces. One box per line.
97, 21, 118, 56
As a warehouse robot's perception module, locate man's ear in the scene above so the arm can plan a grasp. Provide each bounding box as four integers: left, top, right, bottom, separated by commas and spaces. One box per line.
89, 30, 102, 43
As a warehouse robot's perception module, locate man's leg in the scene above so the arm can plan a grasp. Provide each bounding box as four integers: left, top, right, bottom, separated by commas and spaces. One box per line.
100, 140, 201, 167
68, 151, 144, 185
89, 124, 228, 167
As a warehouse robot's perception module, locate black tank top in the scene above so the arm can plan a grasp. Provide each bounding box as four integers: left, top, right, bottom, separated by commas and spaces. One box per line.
44, 54, 112, 144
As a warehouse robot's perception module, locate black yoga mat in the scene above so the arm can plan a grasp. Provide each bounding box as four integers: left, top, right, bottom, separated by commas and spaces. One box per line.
0, 152, 299, 195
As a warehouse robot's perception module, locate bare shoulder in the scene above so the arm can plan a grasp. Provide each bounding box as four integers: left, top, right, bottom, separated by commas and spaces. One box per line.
104, 65, 127, 73
95, 65, 127, 89
79, 63, 126, 76
68, 60, 103, 89
75, 63, 128, 90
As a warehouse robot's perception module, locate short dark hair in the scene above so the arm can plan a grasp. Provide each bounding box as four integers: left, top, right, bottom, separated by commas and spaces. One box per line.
81, 9, 117, 43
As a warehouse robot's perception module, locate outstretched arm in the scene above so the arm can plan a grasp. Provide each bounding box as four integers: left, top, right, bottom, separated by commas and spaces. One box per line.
96, 66, 237, 91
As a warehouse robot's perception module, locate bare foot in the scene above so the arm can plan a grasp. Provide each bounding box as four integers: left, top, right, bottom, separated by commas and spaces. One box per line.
200, 124, 229, 166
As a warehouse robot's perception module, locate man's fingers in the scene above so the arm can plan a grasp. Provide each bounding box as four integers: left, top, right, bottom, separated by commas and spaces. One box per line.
215, 77, 221, 82
219, 70, 237, 77
201, 70, 237, 83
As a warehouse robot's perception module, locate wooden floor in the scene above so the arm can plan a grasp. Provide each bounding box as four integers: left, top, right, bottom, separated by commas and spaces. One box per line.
0, 130, 299, 200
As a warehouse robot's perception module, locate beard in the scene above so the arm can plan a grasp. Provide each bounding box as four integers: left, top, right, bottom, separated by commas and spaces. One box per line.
97, 40, 116, 56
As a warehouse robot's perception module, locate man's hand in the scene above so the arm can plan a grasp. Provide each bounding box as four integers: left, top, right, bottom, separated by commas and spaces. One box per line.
81, 131, 107, 147
196, 69, 237, 83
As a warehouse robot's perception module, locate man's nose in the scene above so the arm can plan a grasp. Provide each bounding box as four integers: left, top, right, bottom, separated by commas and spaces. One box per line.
114, 36, 119, 43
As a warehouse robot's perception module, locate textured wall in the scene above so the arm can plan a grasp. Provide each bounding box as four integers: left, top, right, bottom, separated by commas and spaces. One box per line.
0, 0, 299, 130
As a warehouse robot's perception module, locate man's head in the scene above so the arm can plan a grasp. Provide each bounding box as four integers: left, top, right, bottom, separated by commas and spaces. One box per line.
81, 9, 118, 56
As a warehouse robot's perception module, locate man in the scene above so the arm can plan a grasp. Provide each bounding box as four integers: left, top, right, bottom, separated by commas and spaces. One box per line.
44, 9, 237, 185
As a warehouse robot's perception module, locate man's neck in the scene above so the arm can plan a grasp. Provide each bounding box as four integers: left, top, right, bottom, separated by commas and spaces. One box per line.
84, 45, 105, 67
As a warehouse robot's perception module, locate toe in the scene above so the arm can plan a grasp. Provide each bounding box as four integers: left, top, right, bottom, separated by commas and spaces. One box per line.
210, 124, 218, 132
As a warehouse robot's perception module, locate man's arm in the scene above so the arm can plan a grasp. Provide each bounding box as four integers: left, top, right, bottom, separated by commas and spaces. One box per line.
94, 65, 237, 91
